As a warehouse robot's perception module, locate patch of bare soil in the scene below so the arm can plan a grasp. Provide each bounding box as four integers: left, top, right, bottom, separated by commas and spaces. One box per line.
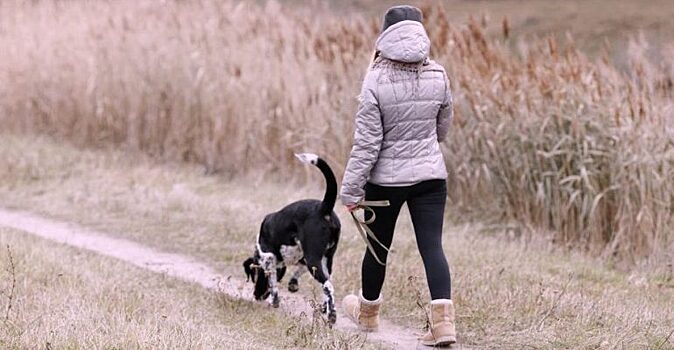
0, 208, 444, 349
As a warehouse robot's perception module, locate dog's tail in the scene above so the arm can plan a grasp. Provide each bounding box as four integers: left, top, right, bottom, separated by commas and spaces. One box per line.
295, 153, 337, 215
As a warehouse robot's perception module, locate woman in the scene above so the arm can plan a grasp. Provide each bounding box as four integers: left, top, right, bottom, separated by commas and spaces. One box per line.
340, 5, 457, 347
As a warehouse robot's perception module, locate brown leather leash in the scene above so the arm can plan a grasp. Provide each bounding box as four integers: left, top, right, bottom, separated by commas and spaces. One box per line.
349, 200, 391, 266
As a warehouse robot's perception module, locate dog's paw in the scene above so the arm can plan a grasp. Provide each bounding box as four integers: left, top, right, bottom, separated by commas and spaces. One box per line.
327, 310, 337, 325
288, 279, 299, 293
321, 300, 336, 324
256, 291, 270, 301
271, 295, 280, 308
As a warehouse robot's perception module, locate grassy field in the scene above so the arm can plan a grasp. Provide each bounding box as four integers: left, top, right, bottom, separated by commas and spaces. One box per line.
0, 0, 671, 264
297, 0, 674, 54
0, 0, 672, 348
0, 225, 375, 349
0, 134, 672, 349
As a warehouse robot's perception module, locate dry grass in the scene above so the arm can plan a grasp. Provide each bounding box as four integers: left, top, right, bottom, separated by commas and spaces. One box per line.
294, 0, 674, 55
0, 0, 671, 264
0, 133, 672, 349
0, 226, 374, 349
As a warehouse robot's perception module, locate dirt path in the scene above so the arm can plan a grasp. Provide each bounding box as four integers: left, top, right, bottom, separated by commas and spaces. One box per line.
0, 208, 432, 349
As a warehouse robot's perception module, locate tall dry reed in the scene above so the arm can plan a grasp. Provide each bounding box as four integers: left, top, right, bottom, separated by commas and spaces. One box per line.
0, 0, 671, 263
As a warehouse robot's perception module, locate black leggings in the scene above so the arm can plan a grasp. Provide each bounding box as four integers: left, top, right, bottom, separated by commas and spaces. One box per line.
361, 179, 451, 301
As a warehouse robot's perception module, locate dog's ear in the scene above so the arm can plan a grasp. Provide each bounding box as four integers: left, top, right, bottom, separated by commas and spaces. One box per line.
243, 257, 256, 282
253, 270, 270, 300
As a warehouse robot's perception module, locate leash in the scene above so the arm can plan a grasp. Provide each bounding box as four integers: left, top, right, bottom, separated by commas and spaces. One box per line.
349, 200, 391, 266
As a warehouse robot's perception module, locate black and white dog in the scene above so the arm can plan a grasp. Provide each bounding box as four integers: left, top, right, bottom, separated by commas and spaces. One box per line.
243, 153, 341, 323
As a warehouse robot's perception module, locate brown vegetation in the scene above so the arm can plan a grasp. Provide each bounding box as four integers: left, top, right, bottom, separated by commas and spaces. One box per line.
0, 135, 672, 348
0, 0, 671, 263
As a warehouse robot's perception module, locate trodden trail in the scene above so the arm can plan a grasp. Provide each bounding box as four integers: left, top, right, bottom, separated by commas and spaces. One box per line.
0, 208, 442, 350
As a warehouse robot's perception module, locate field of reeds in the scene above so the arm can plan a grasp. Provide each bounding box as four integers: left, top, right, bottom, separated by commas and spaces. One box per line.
1, 134, 672, 348
0, 0, 672, 264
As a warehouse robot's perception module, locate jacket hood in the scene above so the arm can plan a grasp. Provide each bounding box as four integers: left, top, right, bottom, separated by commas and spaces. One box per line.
375, 20, 430, 63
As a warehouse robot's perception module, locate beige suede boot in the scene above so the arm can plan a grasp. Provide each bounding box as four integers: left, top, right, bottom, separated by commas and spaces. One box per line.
419, 299, 457, 346
342, 290, 382, 332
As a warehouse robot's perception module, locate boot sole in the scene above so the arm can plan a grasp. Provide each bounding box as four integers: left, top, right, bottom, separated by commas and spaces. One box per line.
421, 336, 456, 347
358, 325, 378, 332
345, 314, 378, 332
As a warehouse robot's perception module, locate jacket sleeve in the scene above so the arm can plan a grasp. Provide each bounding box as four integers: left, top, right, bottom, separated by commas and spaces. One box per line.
437, 71, 453, 142
340, 71, 383, 205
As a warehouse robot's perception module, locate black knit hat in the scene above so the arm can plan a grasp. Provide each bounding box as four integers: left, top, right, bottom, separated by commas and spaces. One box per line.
381, 5, 423, 32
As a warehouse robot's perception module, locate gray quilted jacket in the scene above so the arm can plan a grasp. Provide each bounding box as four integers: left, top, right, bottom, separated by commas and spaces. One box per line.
340, 20, 453, 205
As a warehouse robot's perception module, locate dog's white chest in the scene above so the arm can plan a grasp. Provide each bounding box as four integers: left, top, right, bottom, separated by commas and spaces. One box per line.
280, 244, 303, 266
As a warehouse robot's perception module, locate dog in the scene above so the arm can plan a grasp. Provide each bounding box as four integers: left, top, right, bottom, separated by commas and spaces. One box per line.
243, 153, 341, 323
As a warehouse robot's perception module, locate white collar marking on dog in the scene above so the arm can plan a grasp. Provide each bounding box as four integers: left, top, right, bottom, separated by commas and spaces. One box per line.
321, 256, 330, 279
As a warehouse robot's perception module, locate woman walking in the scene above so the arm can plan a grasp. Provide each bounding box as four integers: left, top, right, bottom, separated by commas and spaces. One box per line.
340, 5, 457, 346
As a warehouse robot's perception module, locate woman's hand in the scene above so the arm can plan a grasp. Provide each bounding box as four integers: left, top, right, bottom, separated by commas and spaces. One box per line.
345, 203, 359, 212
